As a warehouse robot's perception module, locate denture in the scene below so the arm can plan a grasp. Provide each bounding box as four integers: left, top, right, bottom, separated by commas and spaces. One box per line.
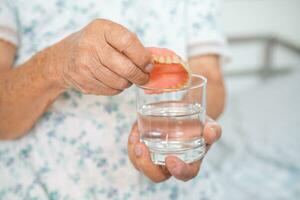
144, 47, 191, 92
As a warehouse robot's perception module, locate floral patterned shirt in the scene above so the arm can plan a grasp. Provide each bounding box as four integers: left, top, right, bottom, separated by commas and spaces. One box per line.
0, 0, 226, 199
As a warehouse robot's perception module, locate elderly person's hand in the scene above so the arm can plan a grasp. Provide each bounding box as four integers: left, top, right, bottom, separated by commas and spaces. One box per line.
127, 117, 222, 182
50, 19, 151, 95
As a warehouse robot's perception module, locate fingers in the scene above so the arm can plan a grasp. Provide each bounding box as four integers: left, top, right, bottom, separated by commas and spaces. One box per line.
203, 116, 222, 152
127, 117, 222, 183
98, 45, 149, 85
203, 118, 222, 145
127, 124, 171, 183
127, 123, 140, 170
166, 156, 201, 182
134, 143, 171, 182
164, 116, 221, 182
102, 20, 151, 73
69, 19, 151, 94
63, 66, 121, 96
89, 63, 131, 90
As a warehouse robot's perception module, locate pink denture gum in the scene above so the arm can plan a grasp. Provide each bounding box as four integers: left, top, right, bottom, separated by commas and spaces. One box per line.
143, 47, 191, 93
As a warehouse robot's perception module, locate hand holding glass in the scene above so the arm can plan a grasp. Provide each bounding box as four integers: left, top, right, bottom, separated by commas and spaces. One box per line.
136, 74, 207, 165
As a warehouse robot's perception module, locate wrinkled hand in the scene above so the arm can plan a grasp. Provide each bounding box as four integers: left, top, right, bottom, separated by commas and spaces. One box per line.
127, 117, 222, 182
51, 19, 151, 95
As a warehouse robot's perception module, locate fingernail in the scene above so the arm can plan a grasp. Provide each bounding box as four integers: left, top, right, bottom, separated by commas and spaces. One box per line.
210, 127, 217, 138
129, 135, 139, 144
135, 145, 143, 157
210, 126, 217, 135
145, 64, 153, 73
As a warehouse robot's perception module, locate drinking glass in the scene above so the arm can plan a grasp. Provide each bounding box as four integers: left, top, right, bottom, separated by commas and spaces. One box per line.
135, 74, 207, 165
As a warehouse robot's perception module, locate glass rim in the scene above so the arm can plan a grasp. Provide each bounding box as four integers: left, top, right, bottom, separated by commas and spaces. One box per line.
137, 74, 207, 92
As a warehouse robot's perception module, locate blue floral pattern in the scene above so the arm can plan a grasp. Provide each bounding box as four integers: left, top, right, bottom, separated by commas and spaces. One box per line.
0, 0, 226, 199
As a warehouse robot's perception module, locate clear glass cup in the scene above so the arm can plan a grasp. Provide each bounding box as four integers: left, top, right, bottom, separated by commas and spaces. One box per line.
135, 74, 207, 165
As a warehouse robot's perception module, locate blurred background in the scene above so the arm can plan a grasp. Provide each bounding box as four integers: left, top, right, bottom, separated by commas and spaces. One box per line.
207, 0, 300, 199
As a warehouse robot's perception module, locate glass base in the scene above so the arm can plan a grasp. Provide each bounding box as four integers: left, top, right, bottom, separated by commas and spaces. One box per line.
148, 140, 206, 165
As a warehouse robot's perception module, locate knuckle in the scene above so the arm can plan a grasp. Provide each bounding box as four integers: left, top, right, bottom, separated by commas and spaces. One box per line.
102, 46, 114, 61
138, 74, 150, 85
116, 79, 130, 89
103, 88, 122, 96
123, 31, 135, 43
94, 66, 130, 90
93, 18, 102, 24
90, 18, 104, 27
141, 52, 151, 67
121, 31, 137, 50
123, 65, 138, 78
136, 50, 151, 69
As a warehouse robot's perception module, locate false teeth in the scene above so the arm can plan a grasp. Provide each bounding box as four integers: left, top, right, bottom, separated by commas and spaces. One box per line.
158, 56, 165, 63
165, 56, 172, 64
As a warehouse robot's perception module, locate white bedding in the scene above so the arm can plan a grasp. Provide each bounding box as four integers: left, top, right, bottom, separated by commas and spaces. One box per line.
207, 69, 300, 199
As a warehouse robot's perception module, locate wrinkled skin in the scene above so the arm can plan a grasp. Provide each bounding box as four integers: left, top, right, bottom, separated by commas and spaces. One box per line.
52, 19, 152, 95
0, 19, 153, 137
0, 18, 225, 184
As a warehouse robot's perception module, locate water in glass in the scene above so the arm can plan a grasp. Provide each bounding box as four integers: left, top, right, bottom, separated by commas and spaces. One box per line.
138, 101, 206, 165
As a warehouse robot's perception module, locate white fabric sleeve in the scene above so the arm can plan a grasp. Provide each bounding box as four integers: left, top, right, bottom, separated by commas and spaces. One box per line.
187, 0, 229, 60
0, 0, 19, 46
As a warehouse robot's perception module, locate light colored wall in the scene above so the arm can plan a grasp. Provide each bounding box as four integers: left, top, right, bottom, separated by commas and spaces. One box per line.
221, 0, 300, 44
221, 0, 300, 72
